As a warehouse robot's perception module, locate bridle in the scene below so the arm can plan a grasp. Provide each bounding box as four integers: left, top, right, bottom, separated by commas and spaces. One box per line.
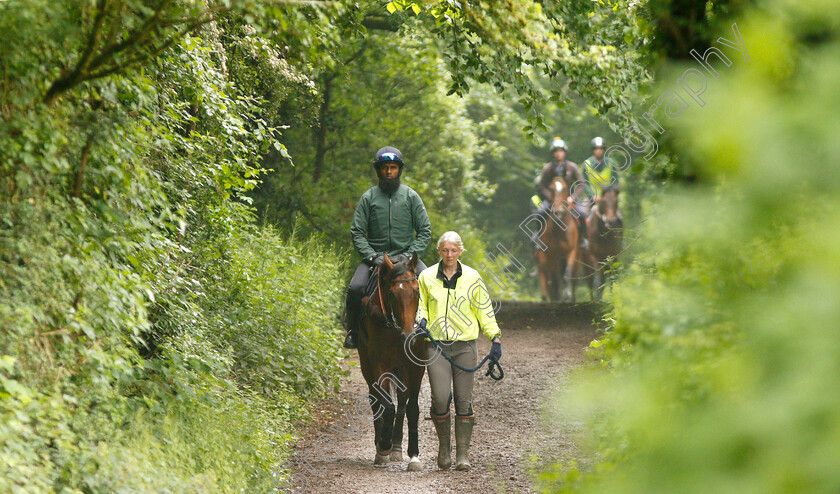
376, 267, 418, 329
550, 178, 574, 223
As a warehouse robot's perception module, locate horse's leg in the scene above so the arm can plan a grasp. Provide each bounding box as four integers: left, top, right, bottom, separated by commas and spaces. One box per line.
390, 391, 406, 462
554, 262, 563, 303
359, 343, 387, 465
563, 250, 575, 303
369, 384, 389, 465
549, 258, 562, 303
375, 381, 396, 462
405, 365, 423, 471
538, 265, 549, 302
593, 264, 603, 301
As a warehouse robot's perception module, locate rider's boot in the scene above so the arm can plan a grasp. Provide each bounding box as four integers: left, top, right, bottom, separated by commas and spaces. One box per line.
343, 296, 360, 349
454, 413, 475, 471
343, 330, 358, 349
431, 410, 452, 470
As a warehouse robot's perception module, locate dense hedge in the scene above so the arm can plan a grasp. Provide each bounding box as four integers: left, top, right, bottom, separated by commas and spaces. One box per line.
0, 221, 344, 492
0, 4, 345, 491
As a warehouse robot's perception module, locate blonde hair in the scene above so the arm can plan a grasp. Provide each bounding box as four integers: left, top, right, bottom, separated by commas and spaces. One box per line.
436, 231, 466, 253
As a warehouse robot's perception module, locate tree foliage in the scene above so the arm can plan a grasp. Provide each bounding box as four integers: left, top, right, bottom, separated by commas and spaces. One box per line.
1, 1, 346, 490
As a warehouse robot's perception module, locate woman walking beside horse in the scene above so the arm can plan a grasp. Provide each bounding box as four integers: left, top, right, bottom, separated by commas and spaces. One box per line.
416, 231, 503, 471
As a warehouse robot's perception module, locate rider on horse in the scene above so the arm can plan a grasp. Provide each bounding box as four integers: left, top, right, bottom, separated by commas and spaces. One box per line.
579, 137, 623, 225
343, 146, 432, 349
530, 137, 588, 247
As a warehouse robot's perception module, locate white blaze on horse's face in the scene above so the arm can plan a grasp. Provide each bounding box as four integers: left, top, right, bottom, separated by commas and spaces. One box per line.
554, 181, 563, 193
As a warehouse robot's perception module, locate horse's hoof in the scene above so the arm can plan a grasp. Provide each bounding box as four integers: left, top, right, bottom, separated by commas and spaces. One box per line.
455, 461, 471, 471
407, 456, 423, 472
374, 450, 391, 465
389, 449, 403, 462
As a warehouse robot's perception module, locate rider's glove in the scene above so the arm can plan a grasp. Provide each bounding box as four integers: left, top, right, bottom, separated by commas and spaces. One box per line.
490, 339, 502, 361
539, 200, 551, 213
395, 252, 413, 264
366, 254, 385, 267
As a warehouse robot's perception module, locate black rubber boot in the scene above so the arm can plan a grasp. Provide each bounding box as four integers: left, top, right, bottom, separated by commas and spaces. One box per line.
431, 411, 452, 470
454, 414, 475, 471
343, 295, 360, 349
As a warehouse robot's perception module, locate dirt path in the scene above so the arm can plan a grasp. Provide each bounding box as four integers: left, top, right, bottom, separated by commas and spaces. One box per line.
288, 303, 600, 494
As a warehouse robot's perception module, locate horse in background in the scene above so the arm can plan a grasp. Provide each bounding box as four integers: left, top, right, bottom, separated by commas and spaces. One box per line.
586, 187, 622, 300
536, 177, 582, 302
358, 253, 425, 471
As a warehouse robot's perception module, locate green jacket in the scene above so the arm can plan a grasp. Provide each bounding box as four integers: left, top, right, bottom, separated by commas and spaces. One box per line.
350, 184, 432, 264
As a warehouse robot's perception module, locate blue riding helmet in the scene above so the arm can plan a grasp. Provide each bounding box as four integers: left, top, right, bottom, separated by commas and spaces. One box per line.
373, 146, 405, 168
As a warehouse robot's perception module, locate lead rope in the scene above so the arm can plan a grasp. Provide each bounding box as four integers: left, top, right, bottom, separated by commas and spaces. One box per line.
414, 324, 504, 381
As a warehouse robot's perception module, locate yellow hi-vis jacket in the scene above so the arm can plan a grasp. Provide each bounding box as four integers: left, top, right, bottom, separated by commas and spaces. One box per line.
581, 157, 616, 198
417, 261, 501, 342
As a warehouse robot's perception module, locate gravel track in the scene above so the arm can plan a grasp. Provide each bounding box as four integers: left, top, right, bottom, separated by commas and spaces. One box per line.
288, 303, 601, 494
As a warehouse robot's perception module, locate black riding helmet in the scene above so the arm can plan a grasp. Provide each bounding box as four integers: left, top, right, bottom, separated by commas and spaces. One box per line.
373, 146, 405, 171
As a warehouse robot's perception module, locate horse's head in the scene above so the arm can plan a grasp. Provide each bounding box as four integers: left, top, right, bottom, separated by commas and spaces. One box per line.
379, 252, 421, 338
597, 188, 621, 229
549, 176, 570, 206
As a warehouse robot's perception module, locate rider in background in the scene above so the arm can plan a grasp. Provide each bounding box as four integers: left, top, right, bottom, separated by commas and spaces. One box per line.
343, 146, 431, 349
579, 137, 623, 225
531, 137, 588, 246
416, 231, 502, 472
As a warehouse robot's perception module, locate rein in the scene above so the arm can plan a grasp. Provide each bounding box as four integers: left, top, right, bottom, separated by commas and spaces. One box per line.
414, 324, 504, 381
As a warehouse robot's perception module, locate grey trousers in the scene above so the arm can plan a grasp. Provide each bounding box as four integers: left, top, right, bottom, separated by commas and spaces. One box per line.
426, 340, 477, 416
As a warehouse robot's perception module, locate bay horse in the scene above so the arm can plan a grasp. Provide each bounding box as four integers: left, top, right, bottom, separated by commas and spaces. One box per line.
536, 176, 581, 302
586, 187, 622, 300
358, 252, 424, 471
